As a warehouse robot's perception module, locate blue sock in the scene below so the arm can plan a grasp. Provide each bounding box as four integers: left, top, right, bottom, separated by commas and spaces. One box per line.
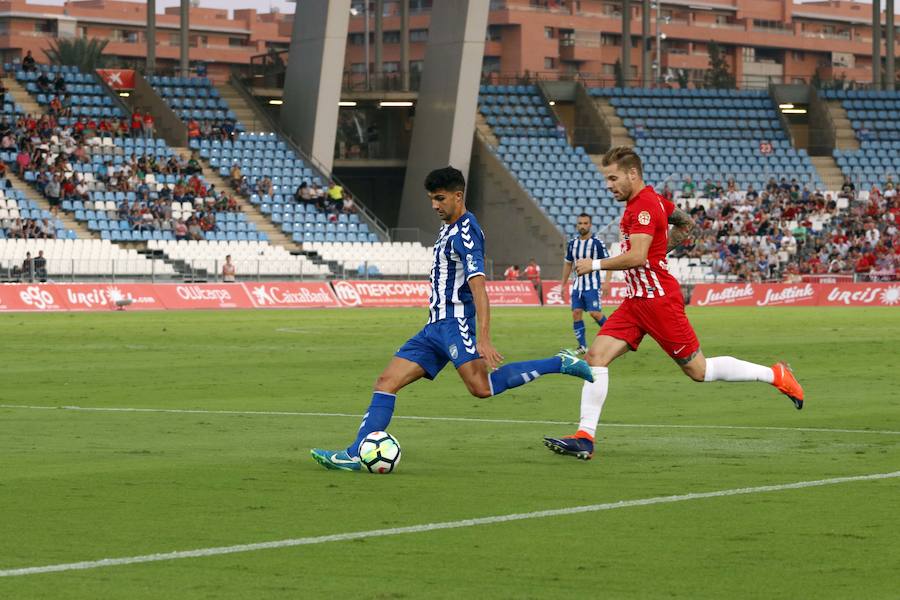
593, 314, 607, 327
573, 320, 586, 348
489, 357, 563, 396
346, 392, 396, 457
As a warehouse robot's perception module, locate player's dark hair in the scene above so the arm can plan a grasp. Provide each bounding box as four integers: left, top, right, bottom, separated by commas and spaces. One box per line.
424, 166, 466, 193
578, 212, 592, 222
601, 146, 643, 177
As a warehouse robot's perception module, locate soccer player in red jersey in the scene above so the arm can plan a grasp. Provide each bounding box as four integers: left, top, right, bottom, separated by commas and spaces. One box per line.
544, 146, 805, 460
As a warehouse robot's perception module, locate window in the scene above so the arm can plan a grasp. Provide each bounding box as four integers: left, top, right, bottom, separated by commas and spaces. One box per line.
383, 31, 400, 44
349, 32, 366, 45
0, 19, 9, 34
229, 37, 246, 47
544, 57, 556, 69
170, 34, 180, 46
34, 20, 54, 34
410, 60, 424, 73
602, 63, 616, 75
482, 56, 501, 74
410, 28, 428, 42
601, 34, 619, 46
792, 51, 805, 62
190, 35, 208, 48
350, 63, 367, 74
544, 26, 554, 39
383, 61, 400, 73
486, 25, 502, 42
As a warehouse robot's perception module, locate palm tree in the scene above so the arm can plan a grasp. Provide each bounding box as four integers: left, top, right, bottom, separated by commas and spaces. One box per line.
43, 38, 110, 72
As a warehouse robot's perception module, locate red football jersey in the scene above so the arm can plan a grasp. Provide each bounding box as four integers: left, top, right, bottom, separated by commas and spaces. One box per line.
619, 185, 681, 298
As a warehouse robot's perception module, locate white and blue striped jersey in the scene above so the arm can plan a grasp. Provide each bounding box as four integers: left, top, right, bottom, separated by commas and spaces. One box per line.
428, 211, 486, 323
565, 235, 610, 291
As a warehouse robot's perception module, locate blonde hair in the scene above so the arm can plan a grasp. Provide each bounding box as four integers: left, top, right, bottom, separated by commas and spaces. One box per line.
601, 146, 643, 177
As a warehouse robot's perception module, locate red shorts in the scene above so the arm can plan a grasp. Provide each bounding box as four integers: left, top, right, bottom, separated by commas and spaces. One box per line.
599, 293, 700, 361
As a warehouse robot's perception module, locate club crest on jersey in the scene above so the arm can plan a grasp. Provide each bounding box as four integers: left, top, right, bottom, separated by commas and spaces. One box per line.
449, 344, 459, 360
638, 211, 651, 225
466, 253, 478, 273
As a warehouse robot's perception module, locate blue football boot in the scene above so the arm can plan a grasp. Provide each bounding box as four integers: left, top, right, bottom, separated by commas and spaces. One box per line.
557, 352, 594, 383
310, 448, 361, 471
543, 435, 595, 460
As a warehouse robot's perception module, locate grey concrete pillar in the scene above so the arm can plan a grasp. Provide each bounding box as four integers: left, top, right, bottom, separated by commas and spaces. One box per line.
641, 0, 650, 87
400, 0, 410, 90
180, 0, 189, 77
146, 0, 156, 75
397, 0, 489, 232
874, 0, 882, 89
888, 0, 895, 91
374, 0, 384, 87
622, 0, 631, 86
281, 0, 351, 175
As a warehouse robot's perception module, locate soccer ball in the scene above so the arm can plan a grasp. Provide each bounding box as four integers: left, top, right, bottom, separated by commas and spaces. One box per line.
358, 431, 401, 474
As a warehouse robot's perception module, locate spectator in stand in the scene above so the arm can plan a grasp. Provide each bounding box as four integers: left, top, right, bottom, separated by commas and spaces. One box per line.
342, 193, 358, 214
681, 175, 696, 198
660, 182, 673, 201
174, 219, 188, 240
14, 147, 30, 174
295, 181, 312, 204
839, 175, 856, 201
257, 175, 274, 197
36, 71, 51, 94
524, 258, 541, 291
8, 218, 23, 238
44, 173, 61, 213
22, 50, 36, 72
142, 111, 155, 140
327, 179, 343, 206
130, 109, 143, 138
53, 73, 66, 94
222, 255, 236, 283
229, 161, 242, 189
504, 264, 520, 280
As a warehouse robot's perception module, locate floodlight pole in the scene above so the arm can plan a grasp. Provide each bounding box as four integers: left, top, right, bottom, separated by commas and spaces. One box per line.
655, 0, 661, 84
146, 0, 156, 75
365, 1, 371, 90
622, 0, 631, 86
873, 0, 882, 90
887, 0, 895, 91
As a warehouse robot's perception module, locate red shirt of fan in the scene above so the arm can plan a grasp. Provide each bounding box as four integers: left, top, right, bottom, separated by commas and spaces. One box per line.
619, 185, 681, 298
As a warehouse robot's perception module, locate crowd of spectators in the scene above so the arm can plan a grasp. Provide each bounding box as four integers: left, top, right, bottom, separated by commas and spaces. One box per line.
2, 107, 241, 240
670, 175, 899, 282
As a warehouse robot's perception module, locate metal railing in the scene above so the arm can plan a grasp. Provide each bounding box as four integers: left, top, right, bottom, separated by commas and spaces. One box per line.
228, 74, 391, 242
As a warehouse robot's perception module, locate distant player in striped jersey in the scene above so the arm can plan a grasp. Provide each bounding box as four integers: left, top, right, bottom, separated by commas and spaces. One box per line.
544, 146, 805, 461
311, 166, 594, 471
562, 213, 612, 354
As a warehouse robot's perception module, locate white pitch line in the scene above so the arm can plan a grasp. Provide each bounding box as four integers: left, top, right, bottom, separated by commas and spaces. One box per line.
1, 470, 898, 578
1, 403, 899, 436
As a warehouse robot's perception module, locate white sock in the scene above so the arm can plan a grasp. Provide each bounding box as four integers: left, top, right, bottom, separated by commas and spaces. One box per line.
704, 356, 774, 383
578, 367, 609, 438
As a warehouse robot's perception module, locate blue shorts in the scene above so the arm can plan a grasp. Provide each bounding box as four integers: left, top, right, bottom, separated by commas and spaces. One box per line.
395, 317, 481, 380
571, 288, 601, 312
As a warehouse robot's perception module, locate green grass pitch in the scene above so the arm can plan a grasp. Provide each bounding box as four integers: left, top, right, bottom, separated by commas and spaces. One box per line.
0, 307, 898, 599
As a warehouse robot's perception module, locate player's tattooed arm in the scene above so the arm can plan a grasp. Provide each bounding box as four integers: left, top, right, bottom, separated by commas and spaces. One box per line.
667, 208, 696, 253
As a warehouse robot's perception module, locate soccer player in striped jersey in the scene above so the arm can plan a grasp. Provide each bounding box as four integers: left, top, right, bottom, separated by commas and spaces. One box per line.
544, 146, 805, 461
311, 166, 594, 471
562, 213, 612, 354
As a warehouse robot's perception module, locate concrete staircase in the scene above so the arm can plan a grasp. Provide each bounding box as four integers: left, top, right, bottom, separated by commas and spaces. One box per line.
192, 153, 301, 251
6, 170, 96, 239
217, 83, 271, 133
594, 99, 634, 147
589, 98, 634, 168
810, 156, 846, 191
2, 76, 41, 115
825, 101, 860, 151
475, 113, 498, 148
